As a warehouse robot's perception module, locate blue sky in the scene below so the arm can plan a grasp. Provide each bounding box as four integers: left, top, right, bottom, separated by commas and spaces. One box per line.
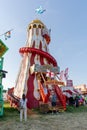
0, 0, 87, 90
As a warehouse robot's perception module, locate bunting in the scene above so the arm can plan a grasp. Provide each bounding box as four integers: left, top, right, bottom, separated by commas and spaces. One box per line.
0, 29, 13, 40
4, 31, 11, 40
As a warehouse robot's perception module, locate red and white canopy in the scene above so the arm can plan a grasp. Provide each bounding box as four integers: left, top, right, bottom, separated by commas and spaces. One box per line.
61, 86, 78, 98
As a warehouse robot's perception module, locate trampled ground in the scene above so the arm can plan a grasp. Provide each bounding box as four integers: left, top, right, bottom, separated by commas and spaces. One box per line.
0, 102, 87, 130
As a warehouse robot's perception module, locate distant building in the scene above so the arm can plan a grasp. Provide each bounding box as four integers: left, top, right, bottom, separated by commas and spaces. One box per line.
74, 84, 87, 94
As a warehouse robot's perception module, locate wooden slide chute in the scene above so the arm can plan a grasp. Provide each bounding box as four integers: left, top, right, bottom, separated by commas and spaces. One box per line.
38, 80, 49, 103
54, 85, 66, 110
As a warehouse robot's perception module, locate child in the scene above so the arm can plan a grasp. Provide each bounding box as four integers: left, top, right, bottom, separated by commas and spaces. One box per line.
50, 91, 57, 114
19, 93, 27, 121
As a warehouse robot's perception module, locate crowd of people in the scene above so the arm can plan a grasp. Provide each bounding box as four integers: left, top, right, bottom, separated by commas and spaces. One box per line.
68, 94, 87, 107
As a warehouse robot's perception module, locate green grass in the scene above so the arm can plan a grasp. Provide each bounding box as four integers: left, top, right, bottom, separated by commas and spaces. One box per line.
66, 105, 87, 113
0, 102, 87, 122
0, 101, 19, 121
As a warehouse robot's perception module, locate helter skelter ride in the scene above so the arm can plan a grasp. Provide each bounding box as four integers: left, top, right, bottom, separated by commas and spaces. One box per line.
7, 19, 66, 112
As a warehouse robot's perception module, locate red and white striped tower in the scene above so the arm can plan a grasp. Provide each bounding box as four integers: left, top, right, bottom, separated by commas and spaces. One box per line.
13, 19, 58, 109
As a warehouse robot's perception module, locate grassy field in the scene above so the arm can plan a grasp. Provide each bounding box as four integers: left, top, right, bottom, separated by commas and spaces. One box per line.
0, 101, 19, 121
0, 102, 87, 130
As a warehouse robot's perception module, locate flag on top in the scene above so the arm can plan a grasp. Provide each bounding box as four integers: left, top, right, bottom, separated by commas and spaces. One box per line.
35, 6, 46, 14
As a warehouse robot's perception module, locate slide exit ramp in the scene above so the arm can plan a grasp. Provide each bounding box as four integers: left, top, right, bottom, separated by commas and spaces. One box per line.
54, 85, 66, 110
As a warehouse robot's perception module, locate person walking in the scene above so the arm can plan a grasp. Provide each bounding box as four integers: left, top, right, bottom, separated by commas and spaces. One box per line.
75, 95, 79, 107
19, 93, 27, 121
